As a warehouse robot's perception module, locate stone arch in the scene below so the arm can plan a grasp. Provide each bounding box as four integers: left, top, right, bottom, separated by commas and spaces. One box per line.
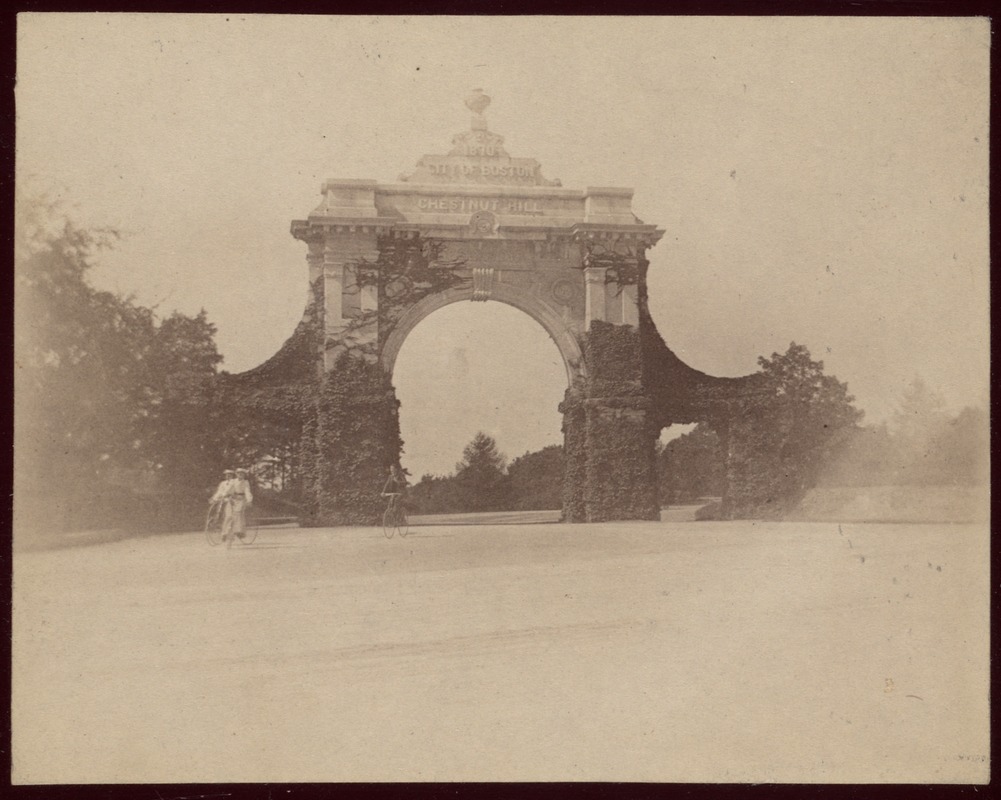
380, 284, 586, 388
277, 92, 765, 525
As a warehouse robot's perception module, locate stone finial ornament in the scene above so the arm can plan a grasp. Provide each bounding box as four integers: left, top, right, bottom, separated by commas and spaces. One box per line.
465, 88, 491, 115
465, 88, 491, 129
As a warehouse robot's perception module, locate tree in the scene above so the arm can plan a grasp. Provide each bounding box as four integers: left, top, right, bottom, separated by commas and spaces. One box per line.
884, 375, 952, 486
14, 192, 228, 534
929, 405, 989, 486
454, 432, 510, 512
891, 375, 949, 440
15, 198, 154, 532
142, 310, 226, 522
658, 424, 725, 504
507, 445, 564, 510
729, 342, 863, 516
408, 473, 465, 515
815, 378, 987, 490
887, 377, 986, 487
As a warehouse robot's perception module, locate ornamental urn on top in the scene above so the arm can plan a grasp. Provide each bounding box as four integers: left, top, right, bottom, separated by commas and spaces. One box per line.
465, 88, 491, 130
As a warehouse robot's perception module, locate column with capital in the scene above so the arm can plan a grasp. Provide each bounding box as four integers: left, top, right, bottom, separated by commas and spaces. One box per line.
618, 282, 640, 328
319, 229, 381, 369
584, 266, 608, 326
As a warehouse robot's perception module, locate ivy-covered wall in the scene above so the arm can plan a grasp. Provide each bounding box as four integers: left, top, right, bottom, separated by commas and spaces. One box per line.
297, 405, 321, 523
218, 277, 323, 509
219, 236, 773, 526
219, 236, 451, 527
312, 354, 403, 525
564, 319, 661, 522
585, 320, 645, 399
582, 397, 659, 521
559, 388, 587, 522
630, 251, 773, 519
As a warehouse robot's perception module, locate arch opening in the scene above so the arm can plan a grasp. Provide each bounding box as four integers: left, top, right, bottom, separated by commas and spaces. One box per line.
390, 299, 570, 484
381, 285, 585, 388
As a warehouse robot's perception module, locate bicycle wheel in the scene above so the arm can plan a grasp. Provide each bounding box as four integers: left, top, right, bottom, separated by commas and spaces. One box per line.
240, 524, 258, 545
205, 506, 223, 546
383, 505, 396, 539
396, 507, 409, 537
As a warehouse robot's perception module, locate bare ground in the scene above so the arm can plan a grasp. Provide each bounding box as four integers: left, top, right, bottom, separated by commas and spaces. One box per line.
11, 517, 990, 783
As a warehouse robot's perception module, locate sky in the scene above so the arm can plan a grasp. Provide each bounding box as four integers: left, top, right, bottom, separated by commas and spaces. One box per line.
16, 15, 990, 478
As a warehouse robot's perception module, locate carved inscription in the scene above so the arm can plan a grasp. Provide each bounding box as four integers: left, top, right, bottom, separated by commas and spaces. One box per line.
426, 161, 540, 179
416, 197, 544, 214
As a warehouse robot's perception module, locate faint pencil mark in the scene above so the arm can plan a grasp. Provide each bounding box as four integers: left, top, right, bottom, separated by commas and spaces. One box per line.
906, 694, 924, 701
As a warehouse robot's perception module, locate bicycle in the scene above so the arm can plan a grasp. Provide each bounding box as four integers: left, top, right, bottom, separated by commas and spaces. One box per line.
382, 493, 409, 539
205, 500, 258, 547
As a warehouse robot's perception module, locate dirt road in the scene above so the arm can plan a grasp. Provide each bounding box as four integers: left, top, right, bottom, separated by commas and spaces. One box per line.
12, 519, 989, 783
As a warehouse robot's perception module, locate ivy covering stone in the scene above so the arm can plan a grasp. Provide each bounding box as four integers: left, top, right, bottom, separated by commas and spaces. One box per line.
217, 235, 462, 526
558, 389, 587, 522
217, 235, 794, 526
576, 321, 659, 521
311, 354, 403, 526
348, 235, 469, 353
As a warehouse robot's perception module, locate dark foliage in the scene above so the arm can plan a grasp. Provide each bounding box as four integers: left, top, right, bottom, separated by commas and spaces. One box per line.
579, 322, 660, 521
453, 432, 510, 512
658, 424, 726, 504
559, 390, 588, 522
723, 342, 864, 518
347, 234, 469, 348
407, 474, 465, 515
15, 204, 226, 535
506, 445, 565, 511
310, 354, 403, 525
408, 441, 565, 515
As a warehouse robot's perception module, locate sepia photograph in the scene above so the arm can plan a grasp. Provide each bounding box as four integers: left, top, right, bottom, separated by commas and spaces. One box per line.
12, 14, 990, 784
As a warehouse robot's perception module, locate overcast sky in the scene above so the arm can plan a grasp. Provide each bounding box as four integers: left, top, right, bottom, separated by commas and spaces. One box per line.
16, 15, 990, 478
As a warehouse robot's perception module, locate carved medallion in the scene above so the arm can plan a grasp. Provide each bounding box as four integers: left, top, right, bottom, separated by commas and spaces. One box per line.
551, 278, 580, 305
469, 210, 497, 236
385, 278, 409, 299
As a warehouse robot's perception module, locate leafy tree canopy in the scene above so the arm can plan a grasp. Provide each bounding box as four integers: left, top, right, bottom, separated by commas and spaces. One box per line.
658, 424, 725, 504
727, 342, 864, 516
454, 432, 510, 512
507, 444, 564, 511
15, 191, 226, 535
